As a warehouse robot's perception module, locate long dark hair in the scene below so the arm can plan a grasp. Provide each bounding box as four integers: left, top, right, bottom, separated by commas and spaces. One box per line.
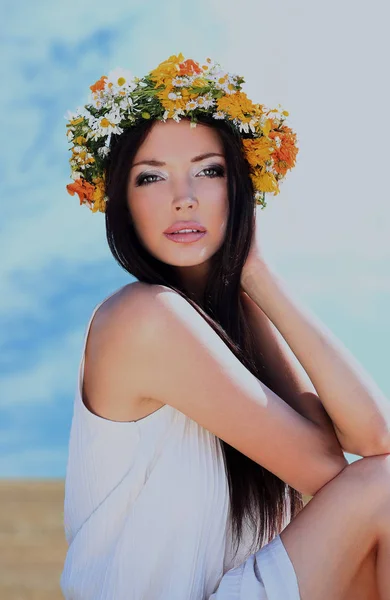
104, 114, 304, 557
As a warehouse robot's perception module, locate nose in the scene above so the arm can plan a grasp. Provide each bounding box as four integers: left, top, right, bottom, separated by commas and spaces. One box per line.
171, 172, 199, 210
174, 195, 197, 211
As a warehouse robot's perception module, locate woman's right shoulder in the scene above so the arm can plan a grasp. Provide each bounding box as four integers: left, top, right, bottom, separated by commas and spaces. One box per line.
91, 281, 179, 345
81, 282, 178, 422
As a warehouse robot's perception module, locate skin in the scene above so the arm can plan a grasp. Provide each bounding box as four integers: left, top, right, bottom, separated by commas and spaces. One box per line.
127, 118, 229, 304
108, 118, 390, 598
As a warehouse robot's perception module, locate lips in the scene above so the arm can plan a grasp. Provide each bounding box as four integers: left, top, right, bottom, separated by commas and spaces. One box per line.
164, 230, 207, 243
163, 221, 206, 234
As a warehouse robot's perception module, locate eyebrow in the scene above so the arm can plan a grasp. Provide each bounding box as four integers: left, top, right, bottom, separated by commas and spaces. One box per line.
131, 152, 225, 169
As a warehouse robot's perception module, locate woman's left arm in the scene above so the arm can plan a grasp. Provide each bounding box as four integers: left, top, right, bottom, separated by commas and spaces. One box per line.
241, 262, 390, 457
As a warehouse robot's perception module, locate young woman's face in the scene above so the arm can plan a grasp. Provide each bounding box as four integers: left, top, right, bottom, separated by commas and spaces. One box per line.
126, 119, 229, 270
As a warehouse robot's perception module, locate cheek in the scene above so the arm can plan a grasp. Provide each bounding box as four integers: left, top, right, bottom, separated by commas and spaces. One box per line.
208, 184, 229, 227
128, 191, 167, 240
197, 177, 228, 206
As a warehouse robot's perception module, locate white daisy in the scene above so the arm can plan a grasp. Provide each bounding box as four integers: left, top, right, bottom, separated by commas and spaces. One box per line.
88, 115, 123, 140
197, 94, 215, 109
98, 146, 111, 158
207, 69, 227, 84
249, 121, 257, 134
119, 96, 134, 111
172, 76, 192, 87
222, 84, 237, 95
204, 60, 221, 76
105, 132, 112, 147
185, 99, 198, 111
172, 108, 185, 122
238, 122, 250, 134
105, 107, 122, 124
106, 67, 137, 94
212, 111, 226, 120
90, 92, 114, 111
273, 135, 282, 148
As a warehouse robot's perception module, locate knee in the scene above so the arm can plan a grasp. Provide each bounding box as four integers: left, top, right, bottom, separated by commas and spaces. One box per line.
339, 453, 390, 508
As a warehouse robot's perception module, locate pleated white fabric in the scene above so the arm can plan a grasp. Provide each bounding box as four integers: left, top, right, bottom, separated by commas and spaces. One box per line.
60, 285, 301, 600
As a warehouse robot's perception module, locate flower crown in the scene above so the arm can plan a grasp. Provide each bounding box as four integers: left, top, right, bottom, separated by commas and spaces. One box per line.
65, 53, 299, 213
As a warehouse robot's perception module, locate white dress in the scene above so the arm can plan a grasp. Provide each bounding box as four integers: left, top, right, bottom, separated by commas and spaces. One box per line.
60, 285, 301, 600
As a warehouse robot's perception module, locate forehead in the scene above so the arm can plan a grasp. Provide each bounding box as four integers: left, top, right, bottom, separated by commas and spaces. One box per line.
134, 119, 224, 159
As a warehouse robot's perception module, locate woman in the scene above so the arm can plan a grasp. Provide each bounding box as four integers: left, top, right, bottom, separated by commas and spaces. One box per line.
61, 54, 390, 599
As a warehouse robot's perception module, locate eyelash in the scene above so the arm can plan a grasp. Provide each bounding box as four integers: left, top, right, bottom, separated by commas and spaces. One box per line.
135, 165, 225, 187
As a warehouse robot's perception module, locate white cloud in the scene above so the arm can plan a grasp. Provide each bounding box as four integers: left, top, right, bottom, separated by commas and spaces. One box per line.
0, 327, 81, 407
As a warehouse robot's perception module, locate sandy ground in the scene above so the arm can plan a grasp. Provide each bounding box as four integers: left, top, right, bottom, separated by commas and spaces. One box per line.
0, 479, 312, 599
0, 480, 67, 600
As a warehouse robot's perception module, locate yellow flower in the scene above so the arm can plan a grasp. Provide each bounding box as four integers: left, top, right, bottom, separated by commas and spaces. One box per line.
156, 85, 176, 101
68, 117, 84, 127
72, 148, 95, 165
216, 91, 257, 122
91, 178, 106, 213
149, 53, 184, 88
191, 76, 208, 88
251, 171, 280, 195
262, 118, 276, 138
74, 136, 87, 145
157, 85, 189, 113
242, 138, 275, 168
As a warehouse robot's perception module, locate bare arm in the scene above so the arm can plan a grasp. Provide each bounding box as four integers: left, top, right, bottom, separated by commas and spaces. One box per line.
120, 284, 347, 497
241, 263, 390, 456
240, 289, 344, 454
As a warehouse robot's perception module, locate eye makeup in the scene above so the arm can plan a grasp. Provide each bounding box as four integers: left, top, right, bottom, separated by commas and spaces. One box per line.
134, 164, 226, 187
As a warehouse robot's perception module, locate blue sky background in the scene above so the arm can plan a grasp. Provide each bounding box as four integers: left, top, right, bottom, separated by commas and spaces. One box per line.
1, 0, 389, 477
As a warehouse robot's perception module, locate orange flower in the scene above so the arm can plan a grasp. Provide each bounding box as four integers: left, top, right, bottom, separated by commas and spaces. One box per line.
90, 76, 107, 93
269, 126, 299, 175
178, 59, 202, 76
66, 179, 95, 205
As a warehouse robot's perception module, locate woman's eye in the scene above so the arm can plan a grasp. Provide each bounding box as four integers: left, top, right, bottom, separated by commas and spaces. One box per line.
199, 165, 225, 178
135, 165, 225, 186
135, 173, 162, 186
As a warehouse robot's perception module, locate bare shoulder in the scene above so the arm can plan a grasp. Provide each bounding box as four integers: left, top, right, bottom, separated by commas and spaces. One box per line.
96, 282, 187, 343
82, 281, 170, 422
132, 286, 345, 496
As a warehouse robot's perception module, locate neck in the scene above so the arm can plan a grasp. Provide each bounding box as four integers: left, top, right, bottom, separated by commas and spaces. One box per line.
175, 263, 208, 305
